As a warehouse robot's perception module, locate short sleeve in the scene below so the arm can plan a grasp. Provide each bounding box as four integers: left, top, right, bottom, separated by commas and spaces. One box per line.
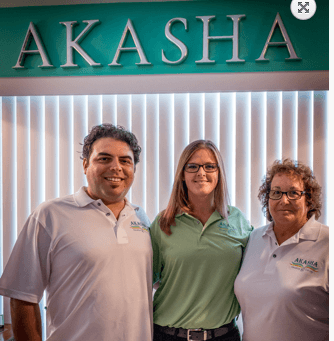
150, 215, 163, 284
0, 215, 51, 303
228, 206, 254, 247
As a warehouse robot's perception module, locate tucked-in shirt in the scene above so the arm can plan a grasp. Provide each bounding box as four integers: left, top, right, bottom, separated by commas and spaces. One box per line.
234, 216, 329, 341
0, 186, 153, 341
151, 206, 253, 329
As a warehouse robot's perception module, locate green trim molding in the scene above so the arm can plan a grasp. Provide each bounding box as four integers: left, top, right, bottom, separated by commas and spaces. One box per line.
0, 0, 329, 78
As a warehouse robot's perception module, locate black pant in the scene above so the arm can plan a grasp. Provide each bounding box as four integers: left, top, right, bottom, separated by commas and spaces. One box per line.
153, 324, 241, 341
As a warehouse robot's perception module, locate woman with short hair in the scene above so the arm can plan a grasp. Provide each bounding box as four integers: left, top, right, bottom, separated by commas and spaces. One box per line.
234, 158, 329, 341
151, 140, 253, 341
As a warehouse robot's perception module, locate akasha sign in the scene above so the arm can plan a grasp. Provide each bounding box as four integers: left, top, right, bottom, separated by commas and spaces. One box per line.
14, 13, 300, 69
0, 0, 329, 78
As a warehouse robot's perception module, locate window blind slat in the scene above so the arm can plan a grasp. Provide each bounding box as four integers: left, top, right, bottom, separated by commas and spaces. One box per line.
174, 94, 189, 173
30, 96, 45, 211
45, 96, 59, 201
219, 93, 236, 205
16, 97, 30, 234
117, 95, 132, 130
282, 92, 298, 160
204, 93, 220, 147
189, 93, 204, 141
59, 96, 73, 197
266, 92, 282, 166
2, 99, 17, 318
146, 94, 159, 221
251, 92, 266, 228
102, 95, 117, 125
73, 96, 88, 192
88, 95, 102, 129
313, 91, 328, 225
235, 92, 251, 220
298, 91, 313, 167
131, 94, 146, 210
159, 94, 174, 212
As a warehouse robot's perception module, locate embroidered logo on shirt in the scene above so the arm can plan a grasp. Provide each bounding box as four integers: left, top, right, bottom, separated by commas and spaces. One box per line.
130, 221, 149, 232
218, 221, 238, 236
218, 222, 229, 229
290, 258, 318, 273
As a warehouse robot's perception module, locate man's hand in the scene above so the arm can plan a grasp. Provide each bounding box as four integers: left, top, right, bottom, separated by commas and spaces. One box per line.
10, 298, 42, 341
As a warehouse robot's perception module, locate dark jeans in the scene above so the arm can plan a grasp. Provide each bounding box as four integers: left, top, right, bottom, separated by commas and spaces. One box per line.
153, 324, 241, 341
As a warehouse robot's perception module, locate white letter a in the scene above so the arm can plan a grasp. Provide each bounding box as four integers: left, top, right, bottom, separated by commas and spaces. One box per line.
13, 22, 53, 69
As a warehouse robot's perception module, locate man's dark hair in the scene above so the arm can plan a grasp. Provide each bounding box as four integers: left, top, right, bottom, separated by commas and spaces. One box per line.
81, 123, 141, 165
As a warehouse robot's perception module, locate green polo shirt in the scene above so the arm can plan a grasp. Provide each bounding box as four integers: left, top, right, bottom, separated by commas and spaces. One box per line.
151, 206, 253, 329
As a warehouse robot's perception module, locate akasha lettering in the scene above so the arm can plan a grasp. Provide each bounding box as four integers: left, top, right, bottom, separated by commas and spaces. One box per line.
293, 258, 318, 268
13, 12, 301, 70
290, 257, 319, 273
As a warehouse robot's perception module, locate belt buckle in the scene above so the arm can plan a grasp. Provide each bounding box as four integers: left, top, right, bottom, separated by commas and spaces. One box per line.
187, 329, 207, 341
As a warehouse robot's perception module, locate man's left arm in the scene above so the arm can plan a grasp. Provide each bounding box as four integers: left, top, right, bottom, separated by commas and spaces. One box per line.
10, 298, 42, 341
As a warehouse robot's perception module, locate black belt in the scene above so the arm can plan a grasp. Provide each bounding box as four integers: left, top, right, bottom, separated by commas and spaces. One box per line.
154, 319, 236, 341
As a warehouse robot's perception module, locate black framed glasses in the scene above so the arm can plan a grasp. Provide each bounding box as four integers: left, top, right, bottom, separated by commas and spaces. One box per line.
184, 163, 219, 173
269, 190, 306, 200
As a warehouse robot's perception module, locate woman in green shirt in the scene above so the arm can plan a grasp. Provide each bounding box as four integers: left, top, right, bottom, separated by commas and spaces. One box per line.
151, 140, 253, 341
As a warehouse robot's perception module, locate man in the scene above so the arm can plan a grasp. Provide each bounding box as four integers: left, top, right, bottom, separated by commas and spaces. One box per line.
0, 124, 153, 341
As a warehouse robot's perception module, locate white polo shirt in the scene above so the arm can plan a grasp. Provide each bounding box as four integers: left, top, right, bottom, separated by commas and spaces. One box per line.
234, 216, 329, 341
0, 187, 153, 341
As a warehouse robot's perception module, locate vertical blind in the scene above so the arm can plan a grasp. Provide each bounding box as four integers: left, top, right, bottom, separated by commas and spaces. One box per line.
0, 90, 329, 338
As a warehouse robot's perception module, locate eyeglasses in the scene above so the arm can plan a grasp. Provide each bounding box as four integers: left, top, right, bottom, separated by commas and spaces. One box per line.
184, 163, 219, 173
269, 190, 306, 200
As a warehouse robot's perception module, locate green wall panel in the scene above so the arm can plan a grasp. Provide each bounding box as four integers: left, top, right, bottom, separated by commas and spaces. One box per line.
0, 0, 329, 77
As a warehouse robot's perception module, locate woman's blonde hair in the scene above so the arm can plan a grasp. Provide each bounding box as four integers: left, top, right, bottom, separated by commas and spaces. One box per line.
159, 140, 230, 235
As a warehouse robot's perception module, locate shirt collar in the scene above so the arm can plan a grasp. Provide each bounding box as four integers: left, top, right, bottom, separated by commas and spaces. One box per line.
263, 222, 274, 237
263, 215, 320, 242
74, 186, 96, 207
176, 210, 223, 221
124, 199, 140, 212
74, 186, 139, 211
298, 215, 320, 241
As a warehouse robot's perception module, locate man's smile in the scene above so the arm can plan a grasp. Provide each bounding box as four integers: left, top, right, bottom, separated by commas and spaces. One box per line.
105, 177, 122, 182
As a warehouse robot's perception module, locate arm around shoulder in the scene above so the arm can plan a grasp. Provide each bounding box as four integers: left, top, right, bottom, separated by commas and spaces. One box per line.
150, 214, 163, 285
228, 206, 254, 234
10, 298, 42, 341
